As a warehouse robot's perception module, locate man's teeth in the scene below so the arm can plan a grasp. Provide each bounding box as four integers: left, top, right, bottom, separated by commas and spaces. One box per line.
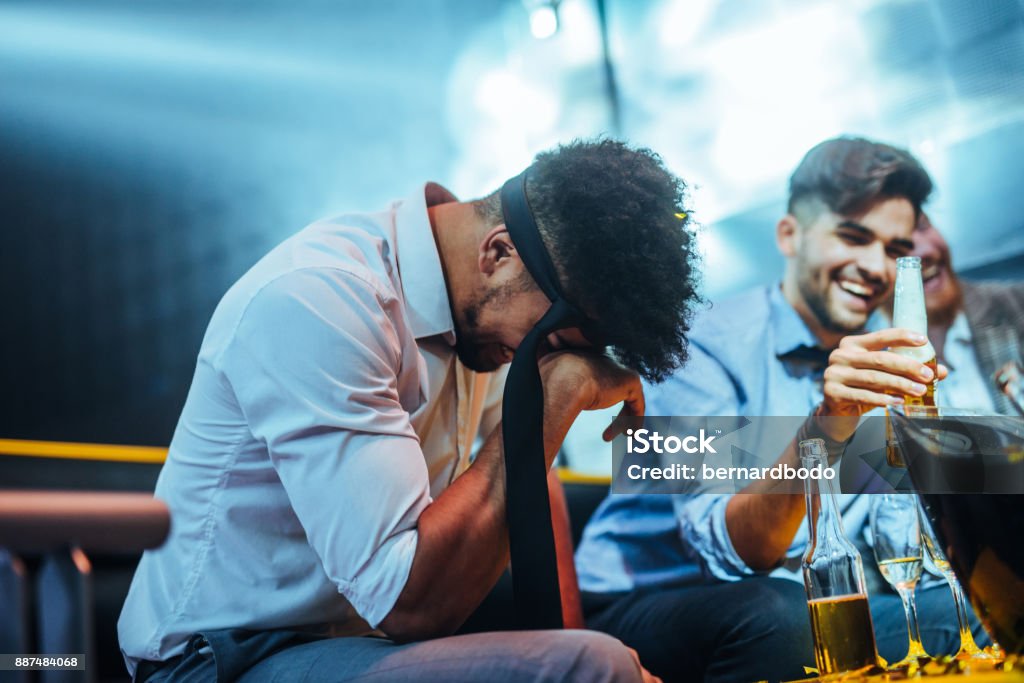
839, 281, 873, 297
922, 264, 940, 281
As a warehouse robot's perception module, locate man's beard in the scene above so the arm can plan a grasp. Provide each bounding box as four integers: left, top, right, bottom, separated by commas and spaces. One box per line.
799, 272, 871, 338
452, 279, 531, 373
453, 326, 500, 372
926, 272, 962, 328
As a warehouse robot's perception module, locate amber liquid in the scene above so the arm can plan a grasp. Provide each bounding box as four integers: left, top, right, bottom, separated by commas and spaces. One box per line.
887, 357, 937, 467
808, 595, 880, 675
878, 557, 924, 589
902, 357, 938, 407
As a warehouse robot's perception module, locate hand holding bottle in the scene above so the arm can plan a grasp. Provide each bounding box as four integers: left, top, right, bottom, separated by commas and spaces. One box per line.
822, 328, 946, 417
822, 257, 949, 431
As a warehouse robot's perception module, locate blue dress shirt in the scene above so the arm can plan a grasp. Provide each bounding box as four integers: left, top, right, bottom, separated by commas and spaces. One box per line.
575, 284, 874, 593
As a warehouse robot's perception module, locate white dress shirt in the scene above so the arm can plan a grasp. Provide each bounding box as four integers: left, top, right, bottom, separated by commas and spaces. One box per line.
118, 184, 504, 675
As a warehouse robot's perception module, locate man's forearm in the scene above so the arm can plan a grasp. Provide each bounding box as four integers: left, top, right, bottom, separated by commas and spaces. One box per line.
724, 491, 805, 571
723, 407, 853, 570
380, 382, 586, 641
549, 469, 584, 629
379, 426, 510, 641
723, 432, 807, 571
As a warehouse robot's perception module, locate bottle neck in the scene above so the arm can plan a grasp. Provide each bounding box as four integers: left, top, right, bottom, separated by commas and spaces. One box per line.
803, 452, 844, 540
893, 265, 928, 336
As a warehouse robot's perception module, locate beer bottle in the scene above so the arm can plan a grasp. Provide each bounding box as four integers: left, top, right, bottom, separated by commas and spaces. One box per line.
886, 256, 938, 466
801, 439, 884, 676
891, 256, 937, 406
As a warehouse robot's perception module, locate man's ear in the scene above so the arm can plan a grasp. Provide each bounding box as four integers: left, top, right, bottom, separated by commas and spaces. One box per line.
478, 225, 517, 276
776, 214, 800, 258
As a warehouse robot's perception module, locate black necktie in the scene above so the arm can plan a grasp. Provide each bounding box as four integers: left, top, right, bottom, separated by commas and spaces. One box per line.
499, 172, 591, 630
781, 344, 831, 372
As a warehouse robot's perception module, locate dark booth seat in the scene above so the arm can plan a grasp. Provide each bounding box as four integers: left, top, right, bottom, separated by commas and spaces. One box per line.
0, 492, 169, 555
0, 444, 610, 682
0, 446, 170, 683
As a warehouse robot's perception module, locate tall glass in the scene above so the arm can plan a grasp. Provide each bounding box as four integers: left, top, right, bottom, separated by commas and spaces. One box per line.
917, 498, 998, 661
801, 439, 883, 676
891, 406, 1023, 658
870, 494, 931, 669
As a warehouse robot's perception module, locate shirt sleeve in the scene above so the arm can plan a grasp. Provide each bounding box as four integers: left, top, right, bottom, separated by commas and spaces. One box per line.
218, 267, 429, 628
646, 339, 763, 579
645, 338, 742, 418
673, 494, 760, 581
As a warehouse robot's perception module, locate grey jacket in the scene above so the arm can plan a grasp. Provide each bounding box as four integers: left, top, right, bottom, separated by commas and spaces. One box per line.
962, 279, 1024, 414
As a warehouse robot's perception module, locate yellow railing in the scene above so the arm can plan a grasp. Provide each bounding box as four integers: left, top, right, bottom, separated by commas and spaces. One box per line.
556, 468, 611, 486
0, 439, 168, 464
0, 440, 613, 485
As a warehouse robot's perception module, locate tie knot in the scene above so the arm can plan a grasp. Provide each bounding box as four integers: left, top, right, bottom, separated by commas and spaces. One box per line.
781, 344, 832, 371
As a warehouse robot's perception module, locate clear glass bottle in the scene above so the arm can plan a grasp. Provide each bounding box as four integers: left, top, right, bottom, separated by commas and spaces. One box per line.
887, 256, 938, 466
891, 256, 938, 405
801, 439, 883, 676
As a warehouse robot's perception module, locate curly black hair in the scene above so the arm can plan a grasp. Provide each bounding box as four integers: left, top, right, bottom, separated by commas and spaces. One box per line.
476, 138, 702, 382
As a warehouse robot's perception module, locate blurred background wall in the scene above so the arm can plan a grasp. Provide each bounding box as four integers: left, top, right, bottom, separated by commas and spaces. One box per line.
2, 0, 1023, 446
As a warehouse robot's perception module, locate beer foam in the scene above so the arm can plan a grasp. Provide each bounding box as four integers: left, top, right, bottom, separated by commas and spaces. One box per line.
892, 340, 936, 363
892, 258, 934, 362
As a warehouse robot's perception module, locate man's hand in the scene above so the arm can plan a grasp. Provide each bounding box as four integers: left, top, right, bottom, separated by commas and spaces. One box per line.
726, 328, 950, 573
625, 646, 663, 683
539, 351, 645, 441
823, 328, 948, 418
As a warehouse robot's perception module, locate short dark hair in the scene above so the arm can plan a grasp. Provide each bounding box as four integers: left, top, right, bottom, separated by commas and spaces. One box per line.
476, 138, 701, 382
787, 136, 933, 221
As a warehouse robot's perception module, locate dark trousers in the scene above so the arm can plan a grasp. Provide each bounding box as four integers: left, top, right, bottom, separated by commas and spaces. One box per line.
585, 578, 813, 683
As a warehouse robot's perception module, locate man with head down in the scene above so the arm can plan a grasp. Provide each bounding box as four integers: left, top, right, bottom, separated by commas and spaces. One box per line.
118, 139, 701, 682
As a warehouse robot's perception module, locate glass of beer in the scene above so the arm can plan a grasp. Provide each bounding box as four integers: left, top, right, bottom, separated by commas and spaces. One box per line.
801, 439, 884, 677
870, 494, 931, 669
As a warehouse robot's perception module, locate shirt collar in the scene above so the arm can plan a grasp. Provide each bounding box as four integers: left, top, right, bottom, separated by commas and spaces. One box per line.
770, 284, 823, 358
393, 182, 458, 343
947, 310, 973, 345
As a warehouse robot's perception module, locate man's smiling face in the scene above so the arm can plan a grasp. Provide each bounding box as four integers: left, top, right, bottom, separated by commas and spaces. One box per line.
911, 213, 961, 322
792, 197, 917, 335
